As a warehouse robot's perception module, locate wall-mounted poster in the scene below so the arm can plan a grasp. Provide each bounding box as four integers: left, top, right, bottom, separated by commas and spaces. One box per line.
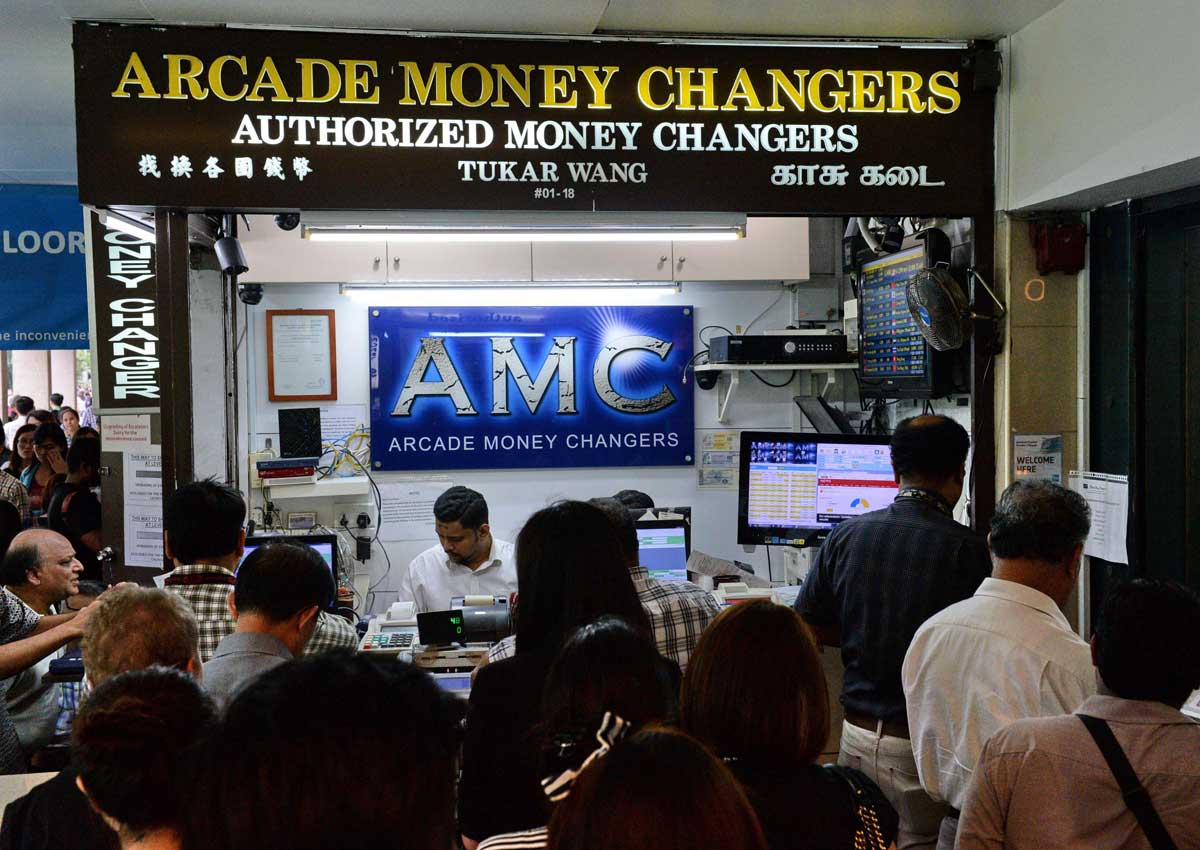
267, 309, 337, 401
369, 305, 694, 471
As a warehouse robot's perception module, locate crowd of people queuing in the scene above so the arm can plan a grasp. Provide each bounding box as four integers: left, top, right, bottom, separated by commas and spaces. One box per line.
0, 410, 1190, 850
1, 394, 101, 575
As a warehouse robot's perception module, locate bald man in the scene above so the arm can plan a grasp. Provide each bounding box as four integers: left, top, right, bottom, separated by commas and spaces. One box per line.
2, 530, 85, 758
0, 530, 100, 773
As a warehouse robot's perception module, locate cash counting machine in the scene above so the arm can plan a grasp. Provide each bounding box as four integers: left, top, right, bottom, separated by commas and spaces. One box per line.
358, 596, 512, 696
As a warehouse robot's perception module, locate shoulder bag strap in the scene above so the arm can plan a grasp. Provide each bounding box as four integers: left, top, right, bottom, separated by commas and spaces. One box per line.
1078, 714, 1179, 850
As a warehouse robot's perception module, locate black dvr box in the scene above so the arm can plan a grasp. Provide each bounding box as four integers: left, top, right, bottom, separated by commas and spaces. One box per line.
709, 333, 848, 364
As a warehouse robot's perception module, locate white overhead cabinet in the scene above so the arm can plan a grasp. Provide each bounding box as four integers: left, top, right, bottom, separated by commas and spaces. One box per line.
239, 217, 386, 284
386, 241, 532, 282
671, 217, 809, 281
531, 241, 674, 281
237, 215, 809, 284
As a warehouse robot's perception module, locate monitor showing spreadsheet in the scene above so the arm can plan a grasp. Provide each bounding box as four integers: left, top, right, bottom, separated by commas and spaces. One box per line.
737, 432, 897, 546
636, 520, 690, 583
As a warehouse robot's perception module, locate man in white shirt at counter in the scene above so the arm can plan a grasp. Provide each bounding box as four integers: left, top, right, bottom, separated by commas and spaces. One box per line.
399, 486, 516, 614
902, 479, 1097, 850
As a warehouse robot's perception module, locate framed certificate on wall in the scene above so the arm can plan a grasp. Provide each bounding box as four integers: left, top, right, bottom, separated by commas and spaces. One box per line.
266, 309, 338, 401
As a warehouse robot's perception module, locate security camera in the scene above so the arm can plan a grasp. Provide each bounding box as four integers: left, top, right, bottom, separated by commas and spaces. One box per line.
238, 283, 264, 306
274, 213, 301, 231
214, 235, 249, 276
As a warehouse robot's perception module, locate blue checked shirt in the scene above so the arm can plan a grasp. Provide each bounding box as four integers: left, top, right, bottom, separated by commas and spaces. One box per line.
488, 566, 721, 671
795, 492, 992, 723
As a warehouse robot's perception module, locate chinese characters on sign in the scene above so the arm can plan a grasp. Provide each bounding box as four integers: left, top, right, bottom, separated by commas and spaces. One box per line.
72, 24, 994, 213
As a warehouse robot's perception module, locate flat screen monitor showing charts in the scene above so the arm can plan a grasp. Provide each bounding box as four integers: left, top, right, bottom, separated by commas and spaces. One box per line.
737, 432, 898, 546
636, 520, 690, 583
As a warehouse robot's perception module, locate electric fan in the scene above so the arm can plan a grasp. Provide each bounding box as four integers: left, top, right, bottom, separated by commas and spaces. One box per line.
905, 268, 1006, 351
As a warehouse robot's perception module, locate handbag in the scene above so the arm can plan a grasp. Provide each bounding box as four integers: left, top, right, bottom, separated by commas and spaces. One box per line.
826, 765, 898, 850
1079, 714, 1180, 850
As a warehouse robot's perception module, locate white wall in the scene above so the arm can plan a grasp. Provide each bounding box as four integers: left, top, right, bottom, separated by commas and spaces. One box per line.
240, 281, 813, 613
1002, 0, 1200, 211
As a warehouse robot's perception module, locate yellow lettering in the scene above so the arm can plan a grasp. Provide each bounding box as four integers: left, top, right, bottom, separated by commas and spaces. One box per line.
396, 61, 451, 106
450, 63, 495, 108
848, 70, 885, 113
637, 66, 674, 111
675, 67, 718, 111
539, 65, 577, 109
720, 67, 764, 112
244, 57, 293, 103
296, 58, 341, 103
886, 71, 925, 114
339, 59, 379, 104
578, 65, 619, 109
164, 54, 207, 100
492, 64, 534, 107
807, 69, 848, 113
111, 52, 159, 99
766, 69, 808, 112
208, 55, 249, 102
927, 70, 961, 114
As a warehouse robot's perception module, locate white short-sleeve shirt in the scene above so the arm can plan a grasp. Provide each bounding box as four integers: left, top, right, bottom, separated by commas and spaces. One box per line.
902, 577, 1097, 810
398, 538, 516, 614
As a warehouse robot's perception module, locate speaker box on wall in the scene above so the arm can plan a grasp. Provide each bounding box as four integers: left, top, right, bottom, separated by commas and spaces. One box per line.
278, 408, 322, 458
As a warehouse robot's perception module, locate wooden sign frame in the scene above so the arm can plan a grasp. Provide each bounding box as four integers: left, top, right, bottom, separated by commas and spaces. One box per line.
266, 309, 338, 401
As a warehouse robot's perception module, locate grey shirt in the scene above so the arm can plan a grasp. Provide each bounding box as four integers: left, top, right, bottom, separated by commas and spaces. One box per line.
202, 631, 293, 711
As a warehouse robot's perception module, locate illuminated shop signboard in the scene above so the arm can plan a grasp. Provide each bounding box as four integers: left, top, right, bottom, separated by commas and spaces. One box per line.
368, 306, 694, 471
72, 23, 994, 214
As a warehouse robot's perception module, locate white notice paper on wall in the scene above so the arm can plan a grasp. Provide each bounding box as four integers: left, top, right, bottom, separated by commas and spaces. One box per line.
102, 415, 152, 452
319, 405, 367, 443
378, 480, 451, 542
123, 448, 164, 568
1067, 470, 1129, 564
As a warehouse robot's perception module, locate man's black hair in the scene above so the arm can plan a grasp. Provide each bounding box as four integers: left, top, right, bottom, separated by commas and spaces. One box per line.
989, 479, 1090, 564
889, 416, 970, 482
27, 410, 55, 426
234, 541, 334, 621
433, 486, 488, 529
1094, 578, 1200, 707
13, 397, 33, 417
589, 497, 639, 567
31, 422, 67, 452
75, 580, 106, 600
612, 490, 655, 510
0, 541, 40, 587
66, 436, 101, 475
164, 479, 246, 565
49, 394, 63, 407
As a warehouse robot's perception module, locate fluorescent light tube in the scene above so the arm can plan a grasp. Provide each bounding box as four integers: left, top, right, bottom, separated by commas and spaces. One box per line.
340, 284, 679, 307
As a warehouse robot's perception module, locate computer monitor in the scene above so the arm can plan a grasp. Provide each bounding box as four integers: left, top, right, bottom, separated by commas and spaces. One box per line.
857, 233, 957, 399
239, 533, 339, 608
737, 432, 898, 546
635, 519, 691, 583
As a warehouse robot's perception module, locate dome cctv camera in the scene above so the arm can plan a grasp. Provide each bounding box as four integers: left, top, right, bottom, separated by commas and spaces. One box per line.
275, 213, 301, 231
238, 283, 264, 306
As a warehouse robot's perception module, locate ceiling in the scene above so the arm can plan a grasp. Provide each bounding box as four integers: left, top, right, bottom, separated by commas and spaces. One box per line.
1, 0, 1068, 185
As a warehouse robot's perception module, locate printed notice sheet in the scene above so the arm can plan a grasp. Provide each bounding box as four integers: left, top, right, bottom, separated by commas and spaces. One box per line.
319, 404, 367, 443
1067, 470, 1129, 564
378, 480, 451, 541
123, 448, 163, 568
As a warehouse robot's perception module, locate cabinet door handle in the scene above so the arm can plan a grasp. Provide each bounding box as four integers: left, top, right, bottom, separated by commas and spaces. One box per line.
658, 255, 669, 269
393, 256, 400, 270
373, 256, 381, 269
676, 256, 687, 268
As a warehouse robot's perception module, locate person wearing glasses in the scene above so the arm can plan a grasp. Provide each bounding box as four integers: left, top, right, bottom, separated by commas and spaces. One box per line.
20, 424, 67, 519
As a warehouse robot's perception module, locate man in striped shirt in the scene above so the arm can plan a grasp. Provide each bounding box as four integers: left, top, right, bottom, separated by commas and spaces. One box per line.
161, 479, 357, 662
488, 499, 720, 671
